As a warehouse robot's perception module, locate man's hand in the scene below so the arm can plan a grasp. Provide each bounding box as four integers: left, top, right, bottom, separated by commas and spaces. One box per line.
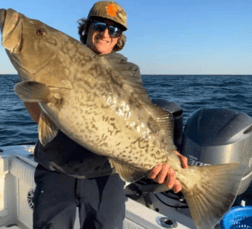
148, 151, 188, 193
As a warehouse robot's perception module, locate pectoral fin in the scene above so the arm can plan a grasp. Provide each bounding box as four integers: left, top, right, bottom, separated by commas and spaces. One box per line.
108, 158, 146, 182
14, 81, 52, 102
39, 112, 59, 146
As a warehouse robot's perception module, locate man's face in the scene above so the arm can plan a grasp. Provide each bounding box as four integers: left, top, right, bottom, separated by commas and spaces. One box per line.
86, 20, 121, 55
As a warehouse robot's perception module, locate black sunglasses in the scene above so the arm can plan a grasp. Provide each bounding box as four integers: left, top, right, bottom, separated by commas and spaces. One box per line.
90, 20, 122, 38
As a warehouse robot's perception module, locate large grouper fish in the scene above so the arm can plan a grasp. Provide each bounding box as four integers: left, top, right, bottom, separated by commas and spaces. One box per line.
0, 8, 247, 229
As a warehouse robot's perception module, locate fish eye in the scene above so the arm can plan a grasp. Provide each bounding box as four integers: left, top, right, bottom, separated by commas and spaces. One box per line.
36, 28, 46, 36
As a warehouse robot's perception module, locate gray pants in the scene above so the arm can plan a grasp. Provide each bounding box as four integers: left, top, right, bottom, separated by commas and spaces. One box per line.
33, 164, 126, 229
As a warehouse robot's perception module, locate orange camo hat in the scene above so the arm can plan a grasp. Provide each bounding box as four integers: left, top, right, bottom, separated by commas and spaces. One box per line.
87, 1, 127, 31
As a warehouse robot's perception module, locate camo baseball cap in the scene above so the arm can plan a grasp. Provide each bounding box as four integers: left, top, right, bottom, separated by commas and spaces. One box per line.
87, 1, 127, 31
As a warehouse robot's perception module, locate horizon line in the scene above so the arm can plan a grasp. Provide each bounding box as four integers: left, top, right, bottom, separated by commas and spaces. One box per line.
1, 73, 252, 76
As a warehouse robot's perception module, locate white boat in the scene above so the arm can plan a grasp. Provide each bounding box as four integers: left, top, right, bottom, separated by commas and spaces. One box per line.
1, 102, 252, 229
0, 145, 194, 229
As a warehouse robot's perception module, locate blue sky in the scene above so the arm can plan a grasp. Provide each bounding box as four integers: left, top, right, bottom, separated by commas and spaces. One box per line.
0, 0, 251, 74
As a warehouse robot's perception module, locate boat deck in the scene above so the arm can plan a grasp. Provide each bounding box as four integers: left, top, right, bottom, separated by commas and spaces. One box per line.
0, 145, 192, 229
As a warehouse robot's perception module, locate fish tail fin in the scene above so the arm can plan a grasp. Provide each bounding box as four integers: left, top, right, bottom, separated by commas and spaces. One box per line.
181, 163, 246, 229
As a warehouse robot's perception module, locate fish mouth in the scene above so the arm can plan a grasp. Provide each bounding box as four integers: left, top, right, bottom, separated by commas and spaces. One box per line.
0, 9, 6, 32
0, 9, 23, 53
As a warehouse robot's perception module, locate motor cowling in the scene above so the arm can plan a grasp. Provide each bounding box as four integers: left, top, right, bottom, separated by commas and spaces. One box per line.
180, 108, 252, 195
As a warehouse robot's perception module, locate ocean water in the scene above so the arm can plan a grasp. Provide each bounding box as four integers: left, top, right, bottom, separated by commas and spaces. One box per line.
0, 74, 252, 206
1, 74, 252, 146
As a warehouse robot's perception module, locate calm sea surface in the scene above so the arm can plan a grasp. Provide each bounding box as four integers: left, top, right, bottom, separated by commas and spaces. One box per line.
1, 74, 252, 147
1, 74, 252, 205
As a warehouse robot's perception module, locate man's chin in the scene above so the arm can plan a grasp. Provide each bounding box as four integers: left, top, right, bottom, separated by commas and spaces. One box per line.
94, 46, 110, 55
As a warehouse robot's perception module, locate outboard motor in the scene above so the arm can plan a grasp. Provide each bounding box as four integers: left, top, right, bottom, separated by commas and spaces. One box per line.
180, 108, 252, 195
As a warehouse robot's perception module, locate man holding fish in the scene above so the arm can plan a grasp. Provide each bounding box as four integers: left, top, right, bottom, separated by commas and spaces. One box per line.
2, 1, 245, 229
22, 1, 187, 229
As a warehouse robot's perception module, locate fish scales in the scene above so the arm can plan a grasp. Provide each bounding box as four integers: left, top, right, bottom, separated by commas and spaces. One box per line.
0, 8, 247, 229
39, 41, 174, 170
51, 67, 173, 171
